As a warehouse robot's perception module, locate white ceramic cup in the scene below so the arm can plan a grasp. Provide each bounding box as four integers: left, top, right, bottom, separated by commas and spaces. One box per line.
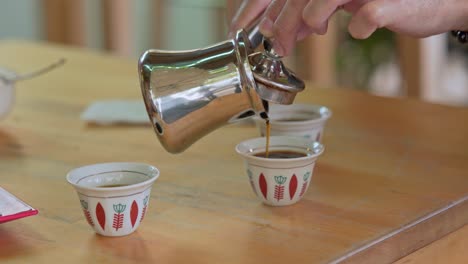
236, 136, 324, 206
67, 162, 159, 237
0, 68, 15, 120
254, 104, 332, 142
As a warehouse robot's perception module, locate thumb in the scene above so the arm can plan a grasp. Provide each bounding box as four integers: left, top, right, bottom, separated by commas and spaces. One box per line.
348, 0, 396, 39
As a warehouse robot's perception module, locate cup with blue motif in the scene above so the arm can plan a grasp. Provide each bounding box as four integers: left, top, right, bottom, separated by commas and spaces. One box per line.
236, 136, 324, 206
67, 162, 159, 236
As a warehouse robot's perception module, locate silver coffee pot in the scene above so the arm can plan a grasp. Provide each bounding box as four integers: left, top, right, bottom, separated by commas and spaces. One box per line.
138, 24, 305, 153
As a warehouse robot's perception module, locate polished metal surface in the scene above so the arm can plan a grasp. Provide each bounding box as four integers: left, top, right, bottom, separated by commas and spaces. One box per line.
249, 40, 305, 104
139, 21, 306, 153
245, 15, 264, 50
139, 30, 266, 153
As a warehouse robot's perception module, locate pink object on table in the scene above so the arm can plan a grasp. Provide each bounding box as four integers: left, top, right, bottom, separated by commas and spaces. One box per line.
0, 187, 38, 224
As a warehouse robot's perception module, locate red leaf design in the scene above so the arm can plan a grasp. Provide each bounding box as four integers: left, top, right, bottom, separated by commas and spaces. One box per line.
274, 185, 285, 201
96, 203, 106, 230
130, 200, 138, 228
289, 174, 298, 200
112, 213, 124, 231
259, 173, 267, 199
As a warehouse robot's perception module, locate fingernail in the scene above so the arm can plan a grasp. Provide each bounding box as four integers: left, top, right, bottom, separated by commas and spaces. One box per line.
273, 41, 285, 57
317, 23, 328, 35
348, 19, 376, 39
259, 18, 274, 38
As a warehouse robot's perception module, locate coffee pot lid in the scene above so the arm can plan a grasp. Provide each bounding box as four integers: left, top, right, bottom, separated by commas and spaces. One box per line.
248, 39, 305, 104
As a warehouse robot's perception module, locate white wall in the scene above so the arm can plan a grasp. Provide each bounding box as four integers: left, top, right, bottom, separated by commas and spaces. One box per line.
0, 0, 43, 40
0, 0, 227, 57
84, 0, 105, 50
165, 0, 226, 51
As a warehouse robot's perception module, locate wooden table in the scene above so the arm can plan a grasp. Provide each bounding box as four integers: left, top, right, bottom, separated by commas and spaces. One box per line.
0, 41, 466, 263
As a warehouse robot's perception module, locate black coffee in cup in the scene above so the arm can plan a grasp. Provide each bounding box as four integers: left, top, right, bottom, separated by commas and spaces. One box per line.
254, 150, 307, 159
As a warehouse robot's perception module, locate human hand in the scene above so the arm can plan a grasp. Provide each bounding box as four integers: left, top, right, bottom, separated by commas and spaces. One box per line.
227, 0, 271, 38
228, 0, 331, 56
228, 0, 468, 57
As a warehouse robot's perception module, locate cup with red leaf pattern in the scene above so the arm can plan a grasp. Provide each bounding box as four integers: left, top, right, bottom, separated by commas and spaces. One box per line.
236, 136, 323, 206
67, 162, 159, 236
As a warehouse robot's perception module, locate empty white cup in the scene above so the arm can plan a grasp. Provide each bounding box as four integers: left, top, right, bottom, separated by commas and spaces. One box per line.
255, 104, 332, 142
67, 162, 159, 237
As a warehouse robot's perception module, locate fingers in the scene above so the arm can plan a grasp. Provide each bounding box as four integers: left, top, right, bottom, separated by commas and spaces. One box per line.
259, 0, 286, 38
269, 0, 311, 56
226, 0, 242, 25
348, 0, 395, 39
231, 0, 390, 55
296, 23, 321, 41
303, 0, 352, 31
229, 0, 271, 37
342, 0, 373, 14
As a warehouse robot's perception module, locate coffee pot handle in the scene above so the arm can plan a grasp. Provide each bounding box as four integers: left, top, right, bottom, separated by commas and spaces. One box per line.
242, 14, 306, 105
243, 15, 281, 58
244, 15, 265, 50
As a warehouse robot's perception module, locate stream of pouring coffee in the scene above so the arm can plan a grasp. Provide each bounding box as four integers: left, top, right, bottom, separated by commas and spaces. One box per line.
261, 100, 271, 158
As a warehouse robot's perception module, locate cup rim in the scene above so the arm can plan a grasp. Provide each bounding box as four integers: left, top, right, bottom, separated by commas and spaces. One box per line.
66, 162, 159, 192
235, 136, 324, 163
255, 103, 332, 125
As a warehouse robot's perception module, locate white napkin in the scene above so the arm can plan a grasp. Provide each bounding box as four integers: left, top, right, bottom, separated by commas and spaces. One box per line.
0, 187, 35, 217
81, 100, 149, 125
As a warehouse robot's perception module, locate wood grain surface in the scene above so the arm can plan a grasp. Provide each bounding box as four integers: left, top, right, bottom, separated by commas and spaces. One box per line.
0, 41, 467, 263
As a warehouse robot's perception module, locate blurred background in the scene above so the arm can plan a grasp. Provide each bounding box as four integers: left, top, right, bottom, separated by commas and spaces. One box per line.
1, 0, 467, 106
